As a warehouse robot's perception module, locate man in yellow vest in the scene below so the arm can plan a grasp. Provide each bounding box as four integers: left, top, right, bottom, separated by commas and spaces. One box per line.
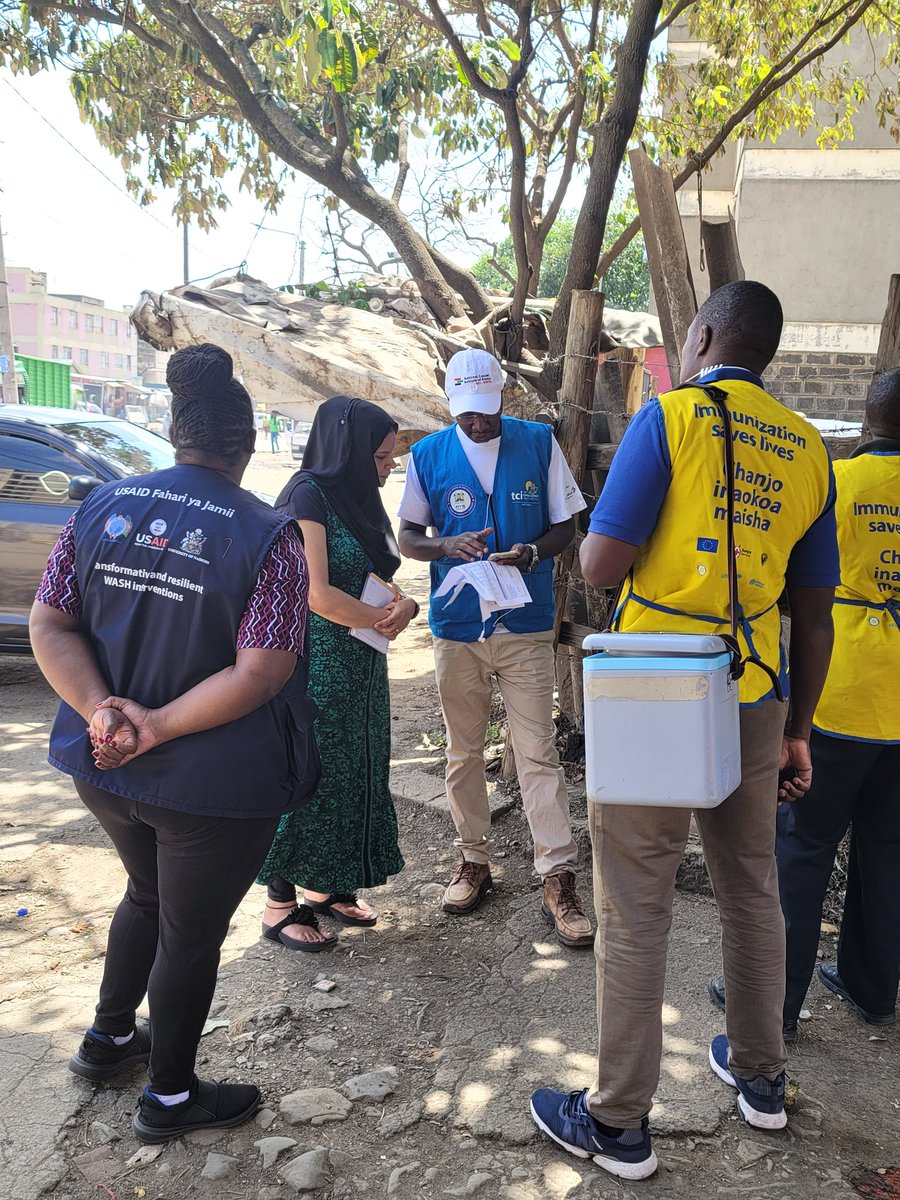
530, 281, 839, 1179
715, 367, 900, 1034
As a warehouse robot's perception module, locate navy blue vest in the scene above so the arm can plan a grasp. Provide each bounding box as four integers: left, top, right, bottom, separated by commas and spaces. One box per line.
49, 464, 320, 818
412, 418, 555, 641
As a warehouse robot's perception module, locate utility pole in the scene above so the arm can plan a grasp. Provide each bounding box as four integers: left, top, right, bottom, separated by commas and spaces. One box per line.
298, 240, 306, 287
182, 220, 190, 285
0, 216, 20, 404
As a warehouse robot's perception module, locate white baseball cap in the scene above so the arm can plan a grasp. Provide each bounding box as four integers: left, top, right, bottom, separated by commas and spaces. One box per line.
444, 348, 506, 417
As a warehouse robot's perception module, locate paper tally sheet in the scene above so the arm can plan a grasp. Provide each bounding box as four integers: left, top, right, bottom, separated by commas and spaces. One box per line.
434, 560, 532, 636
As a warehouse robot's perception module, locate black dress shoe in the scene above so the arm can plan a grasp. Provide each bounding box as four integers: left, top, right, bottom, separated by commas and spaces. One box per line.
818, 962, 896, 1026
707, 976, 798, 1043
132, 1076, 261, 1143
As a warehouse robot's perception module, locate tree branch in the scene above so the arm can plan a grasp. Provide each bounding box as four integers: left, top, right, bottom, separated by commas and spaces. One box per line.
654, 0, 698, 38
423, 0, 506, 100
392, 119, 410, 205
597, 0, 875, 277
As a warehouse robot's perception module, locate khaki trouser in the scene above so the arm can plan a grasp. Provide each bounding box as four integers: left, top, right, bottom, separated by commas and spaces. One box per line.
587, 699, 788, 1127
433, 630, 577, 878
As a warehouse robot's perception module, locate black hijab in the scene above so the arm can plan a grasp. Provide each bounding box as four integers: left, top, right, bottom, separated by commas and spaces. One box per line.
276, 395, 402, 580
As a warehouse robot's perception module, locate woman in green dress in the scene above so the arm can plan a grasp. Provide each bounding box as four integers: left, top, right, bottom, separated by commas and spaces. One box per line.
258, 396, 417, 950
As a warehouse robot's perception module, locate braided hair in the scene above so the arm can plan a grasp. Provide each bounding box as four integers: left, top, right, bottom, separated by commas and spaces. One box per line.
167, 343, 255, 465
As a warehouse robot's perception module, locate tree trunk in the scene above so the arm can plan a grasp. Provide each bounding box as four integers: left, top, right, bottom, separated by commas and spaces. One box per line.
540, 0, 662, 396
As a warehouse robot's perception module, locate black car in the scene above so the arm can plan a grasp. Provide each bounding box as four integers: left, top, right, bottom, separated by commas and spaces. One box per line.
0, 405, 176, 652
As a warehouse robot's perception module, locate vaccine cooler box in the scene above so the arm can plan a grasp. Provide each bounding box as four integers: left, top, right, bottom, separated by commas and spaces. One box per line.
582, 632, 741, 808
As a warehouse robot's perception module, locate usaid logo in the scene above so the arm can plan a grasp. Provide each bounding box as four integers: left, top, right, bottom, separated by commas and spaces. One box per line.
510, 480, 539, 502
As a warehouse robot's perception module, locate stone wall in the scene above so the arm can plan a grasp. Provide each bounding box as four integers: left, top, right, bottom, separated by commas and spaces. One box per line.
767, 351, 875, 421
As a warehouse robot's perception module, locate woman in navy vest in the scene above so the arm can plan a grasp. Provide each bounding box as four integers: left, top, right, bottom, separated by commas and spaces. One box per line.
257, 396, 417, 947
30, 344, 318, 1144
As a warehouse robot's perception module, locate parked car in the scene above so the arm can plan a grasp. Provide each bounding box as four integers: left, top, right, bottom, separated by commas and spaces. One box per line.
0, 405, 176, 653
124, 405, 150, 427
289, 421, 313, 462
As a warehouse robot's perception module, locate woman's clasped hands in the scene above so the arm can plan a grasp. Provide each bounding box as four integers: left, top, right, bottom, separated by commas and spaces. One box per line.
87, 698, 161, 771
373, 596, 418, 642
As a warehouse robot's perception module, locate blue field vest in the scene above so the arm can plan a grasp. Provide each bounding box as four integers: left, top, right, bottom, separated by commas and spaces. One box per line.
412, 418, 556, 641
48, 464, 320, 818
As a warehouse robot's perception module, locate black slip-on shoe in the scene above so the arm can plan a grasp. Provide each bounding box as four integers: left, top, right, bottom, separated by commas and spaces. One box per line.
68, 1024, 151, 1082
707, 976, 798, 1043
132, 1076, 261, 1144
818, 963, 896, 1026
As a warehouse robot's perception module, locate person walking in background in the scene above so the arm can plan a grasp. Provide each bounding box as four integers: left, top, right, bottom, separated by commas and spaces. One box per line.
258, 396, 416, 948
269, 413, 281, 453
531, 282, 838, 1178
709, 366, 900, 1036
29, 344, 319, 1142
398, 348, 593, 948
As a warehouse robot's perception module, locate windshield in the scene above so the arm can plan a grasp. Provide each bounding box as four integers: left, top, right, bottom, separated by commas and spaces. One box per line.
62, 420, 175, 476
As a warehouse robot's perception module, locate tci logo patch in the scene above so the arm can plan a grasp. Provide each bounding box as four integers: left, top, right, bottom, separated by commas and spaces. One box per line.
446, 485, 476, 517
511, 480, 539, 502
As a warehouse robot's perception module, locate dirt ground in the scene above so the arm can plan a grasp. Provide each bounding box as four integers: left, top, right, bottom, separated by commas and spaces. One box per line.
1, 443, 898, 1199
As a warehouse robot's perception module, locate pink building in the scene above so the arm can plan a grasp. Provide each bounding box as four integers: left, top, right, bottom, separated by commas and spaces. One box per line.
8, 265, 139, 380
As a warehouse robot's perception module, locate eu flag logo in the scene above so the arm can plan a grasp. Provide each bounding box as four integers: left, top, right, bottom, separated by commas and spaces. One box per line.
696, 537, 719, 553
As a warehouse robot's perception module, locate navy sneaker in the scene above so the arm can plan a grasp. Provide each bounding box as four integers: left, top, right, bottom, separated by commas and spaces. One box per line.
530, 1088, 658, 1180
708, 1035, 787, 1130
69, 1025, 151, 1082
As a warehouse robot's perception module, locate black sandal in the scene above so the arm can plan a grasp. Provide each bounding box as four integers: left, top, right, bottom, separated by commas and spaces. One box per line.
261, 904, 337, 952
304, 893, 377, 927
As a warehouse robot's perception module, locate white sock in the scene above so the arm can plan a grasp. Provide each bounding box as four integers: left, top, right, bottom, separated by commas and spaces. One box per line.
110, 1031, 134, 1046
148, 1089, 191, 1107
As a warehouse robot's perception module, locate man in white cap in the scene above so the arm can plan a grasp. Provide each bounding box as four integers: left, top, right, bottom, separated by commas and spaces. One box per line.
398, 348, 593, 946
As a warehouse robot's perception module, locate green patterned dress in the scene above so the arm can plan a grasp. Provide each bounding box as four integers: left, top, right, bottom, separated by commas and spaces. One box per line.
258, 485, 404, 893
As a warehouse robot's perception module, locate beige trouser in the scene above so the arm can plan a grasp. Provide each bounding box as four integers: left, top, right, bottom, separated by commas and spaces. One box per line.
433, 630, 577, 878
587, 699, 788, 1127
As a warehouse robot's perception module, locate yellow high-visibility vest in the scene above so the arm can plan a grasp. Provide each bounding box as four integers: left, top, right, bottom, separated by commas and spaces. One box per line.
814, 449, 900, 742
614, 379, 832, 704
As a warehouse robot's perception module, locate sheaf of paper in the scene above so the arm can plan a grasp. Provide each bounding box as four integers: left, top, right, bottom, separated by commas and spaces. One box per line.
434, 560, 532, 623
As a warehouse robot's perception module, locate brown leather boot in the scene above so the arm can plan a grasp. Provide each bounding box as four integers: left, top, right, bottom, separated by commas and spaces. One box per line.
442, 858, 493, 914
542, 871, 594, 947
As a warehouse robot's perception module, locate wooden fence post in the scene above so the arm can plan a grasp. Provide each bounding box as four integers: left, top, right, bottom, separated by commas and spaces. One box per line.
629, 147, 697, 383
857, 273, 900, 447
552, 289, 606, 728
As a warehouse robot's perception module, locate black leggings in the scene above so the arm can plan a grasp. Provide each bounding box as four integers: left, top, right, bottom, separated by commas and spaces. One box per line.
75, 780, 279, 1094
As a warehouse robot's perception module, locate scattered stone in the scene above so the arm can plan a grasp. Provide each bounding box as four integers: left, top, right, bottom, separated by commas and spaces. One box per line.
258, 1187, 289, 1200
184, 1127, 226, 1146
201, 1151, 240, 1181
313, 979, 337, 992
74, 1146, 119, 1183
799, 1008, 812, 1021
387, 1162, 421, 1195
280, 1087, 353, 1125
257, 1107, 278, 1130
419, 883, 445, 900
156, 1162, 174, 1179
444, 1173, 496, 1197
425, 1168, 439, 1183
257, 1003, 294, 1026
736, 1140, 774, 1167
343, 1068, 399, 1102
379, 1100, 424, 1138
256, 1136, 298, 1170
306, 992, 350, 1013
90, 1120, 121, 1145
330, 1149, 354, 1171
126, 1144, 164, 1168
200, 1017, 231, 1036
281, 1148, 331, 1192
306, 1035, 339, 1055
208, 998, 228, 1016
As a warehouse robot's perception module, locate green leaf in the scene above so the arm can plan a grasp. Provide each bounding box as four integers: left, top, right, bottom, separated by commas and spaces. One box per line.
318, 28, 338, 71
320, 0, 334, 25
332, 31, 359, 92
497, 37, 520, 62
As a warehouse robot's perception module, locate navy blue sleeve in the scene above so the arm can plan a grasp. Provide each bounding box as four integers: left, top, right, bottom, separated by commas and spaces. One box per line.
587, 399, 671, 546
786, 459, 840, 587
280, 478, 328, 525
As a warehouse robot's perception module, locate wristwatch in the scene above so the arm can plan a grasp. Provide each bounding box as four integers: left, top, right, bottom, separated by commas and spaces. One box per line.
525, 543, 539, 573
